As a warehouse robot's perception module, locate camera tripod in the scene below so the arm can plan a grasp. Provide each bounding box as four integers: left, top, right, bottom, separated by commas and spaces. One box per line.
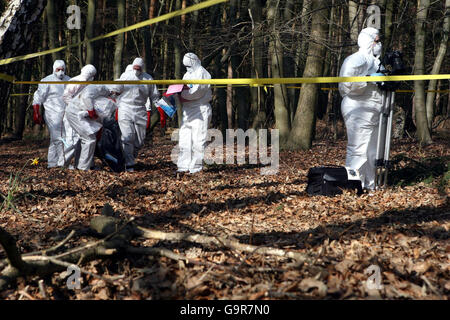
374, 89, 395, 190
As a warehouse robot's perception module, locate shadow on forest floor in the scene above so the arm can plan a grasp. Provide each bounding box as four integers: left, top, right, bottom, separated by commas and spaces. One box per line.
388, 154, 449, 192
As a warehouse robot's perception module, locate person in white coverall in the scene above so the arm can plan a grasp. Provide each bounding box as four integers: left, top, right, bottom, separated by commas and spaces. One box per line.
177, 53, 212, 174
338, 27, 384, 190
32, 60, 71, 168
117, 58, 160, 172
63, 64, 98, 170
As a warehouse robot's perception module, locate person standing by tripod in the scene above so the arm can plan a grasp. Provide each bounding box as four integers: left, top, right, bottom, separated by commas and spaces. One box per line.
338, 27, 384, 191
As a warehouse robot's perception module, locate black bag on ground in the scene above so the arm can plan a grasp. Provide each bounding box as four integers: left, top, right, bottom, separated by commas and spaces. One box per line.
306, 166, 363, 196
95, 118, 125, 173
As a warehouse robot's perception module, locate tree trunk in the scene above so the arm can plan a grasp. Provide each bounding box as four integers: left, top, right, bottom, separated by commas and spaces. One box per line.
425, 0, 449, 131
174, 0, 183, 128
287, 0, 329, 150
283, 0, 295, 123
349, 0, 360, 49
384, 0, 394, 49
13, 60, 32, 139
113, 0, 125, 79
46, 0, 60, 61
143, 0, 157, 75
249, 0, 266, 129
267, 0, 290, 147
226, 60, 233, 129
414, 0, 432, 145
0, 0, 47, 137
85, 0, 97, 66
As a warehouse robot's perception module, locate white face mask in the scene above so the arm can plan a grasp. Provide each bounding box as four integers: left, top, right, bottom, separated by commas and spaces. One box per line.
56, 70, 65, 79
134, 69, 142, 77
373, 42, 382, 57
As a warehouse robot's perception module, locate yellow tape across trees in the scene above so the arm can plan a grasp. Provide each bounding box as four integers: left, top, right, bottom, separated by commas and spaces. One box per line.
0, 0, 229, 66
12, 74, 450, 85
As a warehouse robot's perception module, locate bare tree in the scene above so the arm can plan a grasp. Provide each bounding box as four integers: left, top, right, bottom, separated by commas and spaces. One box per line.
114, 0, 125, 79
425, 0, 450, 131
0, 0, 47, 138
287, 0, 330, 150
414, 0, 432, 145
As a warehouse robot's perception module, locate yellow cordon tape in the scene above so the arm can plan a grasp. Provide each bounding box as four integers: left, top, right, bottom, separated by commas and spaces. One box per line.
0, 0, 229, 66
8, 74, 450, 85
317, 87, 449, 93
0, 73, 14, 82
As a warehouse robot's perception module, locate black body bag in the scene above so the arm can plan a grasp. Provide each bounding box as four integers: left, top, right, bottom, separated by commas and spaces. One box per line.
306, 166, 363, 196
95, 118, 125, 173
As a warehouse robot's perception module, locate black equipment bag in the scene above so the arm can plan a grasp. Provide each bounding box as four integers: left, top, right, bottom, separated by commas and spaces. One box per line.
95, 118, 125, 173
306, 166, 363, 196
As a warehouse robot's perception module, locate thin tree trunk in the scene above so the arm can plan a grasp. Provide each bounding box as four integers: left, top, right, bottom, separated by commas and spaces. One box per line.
283, 0, 295, 123
13, 60, 32, 139
249, 0, 266, 129
85, 0, 97, 66
226, 60, 233, 129
414, 0, 432, 145
143, 0, 157, 75
287, 0, 329, 150
175, 0, 183, 128
349, 0, 360, 49
267, 0, 290, 147
46, 0, 61, 61
425, 0, 449, 131
384, 0, 394, 49
114, 0, 125, 79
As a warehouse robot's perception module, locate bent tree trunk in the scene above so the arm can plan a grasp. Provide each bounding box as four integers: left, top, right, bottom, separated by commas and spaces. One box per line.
287, 0, 329, 150
0, 0, 47, 137
425, 0, 450, 130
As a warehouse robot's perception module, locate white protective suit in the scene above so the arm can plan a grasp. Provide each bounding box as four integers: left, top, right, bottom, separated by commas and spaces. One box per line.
63, 65, 99, 170
32, 60, 71, 168
338, 27, 384, 190
95, 83, 123, 123
177, 53, 213, 174
117, 58, 160, 170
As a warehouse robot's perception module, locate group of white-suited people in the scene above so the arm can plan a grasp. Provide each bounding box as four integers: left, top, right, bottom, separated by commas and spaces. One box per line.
33, 27, 386, 190
32, 53, 213, 174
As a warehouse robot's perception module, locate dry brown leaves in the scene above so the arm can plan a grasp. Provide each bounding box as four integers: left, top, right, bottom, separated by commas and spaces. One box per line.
0, 129, 448, 300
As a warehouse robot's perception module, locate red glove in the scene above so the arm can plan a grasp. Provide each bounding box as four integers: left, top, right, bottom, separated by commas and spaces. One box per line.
157, 107, 167, 128
146, 111, 151, 129
33, 104, 43, 124
87, 109, 98, 120
115, 108, 119, 121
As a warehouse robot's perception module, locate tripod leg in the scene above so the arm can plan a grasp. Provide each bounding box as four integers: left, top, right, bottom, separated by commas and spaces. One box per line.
375, 91, 388, 190
383, 91, 395, 188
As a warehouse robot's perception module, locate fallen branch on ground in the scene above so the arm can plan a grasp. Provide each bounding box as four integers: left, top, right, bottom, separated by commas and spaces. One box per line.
0, 203, 311, 292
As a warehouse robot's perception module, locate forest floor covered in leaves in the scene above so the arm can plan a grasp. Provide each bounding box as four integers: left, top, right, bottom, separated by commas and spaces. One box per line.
0, 126, 449, 300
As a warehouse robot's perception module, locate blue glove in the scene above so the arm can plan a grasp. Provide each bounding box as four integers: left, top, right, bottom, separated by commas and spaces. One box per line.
188, 84, 193, 88
370, 72, 385, 77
